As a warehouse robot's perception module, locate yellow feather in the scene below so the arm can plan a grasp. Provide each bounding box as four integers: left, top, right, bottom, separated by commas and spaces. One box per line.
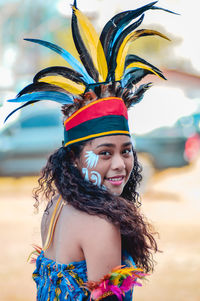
73, 6, 108, 81
115, 29, 170, 81
111, 267, 144, 285
38, 76, 85, 94
126, 62, 164, 80
112, 276, 121, 286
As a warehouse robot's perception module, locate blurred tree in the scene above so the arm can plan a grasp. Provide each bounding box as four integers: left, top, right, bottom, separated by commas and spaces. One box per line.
0, 0, 68, 87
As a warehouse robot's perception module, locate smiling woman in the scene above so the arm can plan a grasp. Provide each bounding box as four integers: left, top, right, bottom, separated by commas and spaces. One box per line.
32, 87, 158, 300
4, 0, 176, 300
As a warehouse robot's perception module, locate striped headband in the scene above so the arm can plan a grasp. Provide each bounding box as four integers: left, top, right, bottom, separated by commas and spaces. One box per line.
64, 97, 130, 147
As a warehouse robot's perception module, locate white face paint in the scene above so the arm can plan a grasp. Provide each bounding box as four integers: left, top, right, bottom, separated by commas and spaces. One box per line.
82, 168, 89, 181
90, 171, 101, 187
82, 168, 102, 188
85, 151, 99, 169
82, 151, 102, 187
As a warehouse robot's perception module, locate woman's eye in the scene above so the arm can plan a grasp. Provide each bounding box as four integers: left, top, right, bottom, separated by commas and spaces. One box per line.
100, 151, 111, 156
122, 149, 132, 155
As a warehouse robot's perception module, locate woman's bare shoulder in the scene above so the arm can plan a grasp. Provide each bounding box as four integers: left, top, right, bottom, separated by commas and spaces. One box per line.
63, 205, 115, 228
60, 204, 119, 242
74, 211, 121, 281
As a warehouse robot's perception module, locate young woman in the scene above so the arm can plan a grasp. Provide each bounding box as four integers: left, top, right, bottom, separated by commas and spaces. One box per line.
32, 89, 158, 300
5, 1, 175, 300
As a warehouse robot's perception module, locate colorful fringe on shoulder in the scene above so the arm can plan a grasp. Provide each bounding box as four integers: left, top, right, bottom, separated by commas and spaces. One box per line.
86, 265, 147, 301
27, 244, 42, 264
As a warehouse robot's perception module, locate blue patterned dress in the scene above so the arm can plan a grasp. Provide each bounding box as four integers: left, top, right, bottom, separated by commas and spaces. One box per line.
33, 250, 135, 301
33, 197, 136, 300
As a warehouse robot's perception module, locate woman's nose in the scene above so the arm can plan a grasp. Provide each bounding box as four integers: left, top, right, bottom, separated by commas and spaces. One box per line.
111, 154, 125, 170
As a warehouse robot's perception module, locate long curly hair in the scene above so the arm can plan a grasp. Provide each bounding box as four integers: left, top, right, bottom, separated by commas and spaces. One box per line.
34, 85, 158, 273
34, 143, 158, 273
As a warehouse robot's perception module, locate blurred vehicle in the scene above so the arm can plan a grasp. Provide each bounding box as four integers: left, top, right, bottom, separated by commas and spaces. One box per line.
180, 112, 200, 161
134, 111, 200, 170
0, 103, 63, 176
134, 127, 188, 170
184, 133, 200, 161
1, 102, 200, 176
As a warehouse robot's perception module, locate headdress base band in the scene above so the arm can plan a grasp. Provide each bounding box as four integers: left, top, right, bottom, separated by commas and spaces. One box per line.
64, 97, 130, 146
64, 130, 130, 147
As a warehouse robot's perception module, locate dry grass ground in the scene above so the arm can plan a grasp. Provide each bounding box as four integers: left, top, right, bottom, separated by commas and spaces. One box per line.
0, 158, 199, 301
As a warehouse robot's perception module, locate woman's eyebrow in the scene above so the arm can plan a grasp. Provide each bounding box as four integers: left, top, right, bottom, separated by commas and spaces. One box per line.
123, 142, 132, 147
96, 142, 132, 148
96, 143, 115, 148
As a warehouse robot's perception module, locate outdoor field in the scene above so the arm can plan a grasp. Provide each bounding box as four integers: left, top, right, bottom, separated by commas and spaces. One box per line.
0, 157, 199, 301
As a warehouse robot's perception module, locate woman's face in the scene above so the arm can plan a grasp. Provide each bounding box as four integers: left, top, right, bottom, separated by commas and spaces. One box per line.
75, 135, 134, 195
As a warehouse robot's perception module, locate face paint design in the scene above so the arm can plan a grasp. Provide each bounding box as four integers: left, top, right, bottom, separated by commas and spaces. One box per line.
85, 151, 99, 169
82, 168, 89, 181
82, 168, 102, 187
90, 171, 101, 187
82, 151, 102, 187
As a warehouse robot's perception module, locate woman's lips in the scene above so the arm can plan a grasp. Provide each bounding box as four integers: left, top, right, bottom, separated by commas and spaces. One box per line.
105, 176, 125, 186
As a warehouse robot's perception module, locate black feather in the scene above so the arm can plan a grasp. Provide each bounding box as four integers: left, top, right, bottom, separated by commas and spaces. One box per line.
71, 7, 99, 82
125, 54, 166, 80
107, 15, 144, 82
73, 0, 77, 9
33, 66, 86, 84
126, 83, 152, 107
100, 2, 157, 62
17, 82, 69, 97
123, 69, 152, 86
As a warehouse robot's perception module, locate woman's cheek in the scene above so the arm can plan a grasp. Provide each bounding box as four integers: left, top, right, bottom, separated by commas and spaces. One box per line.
81, 151, 103, 187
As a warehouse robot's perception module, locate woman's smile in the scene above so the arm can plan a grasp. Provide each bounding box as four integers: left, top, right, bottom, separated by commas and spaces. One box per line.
104, 175, 125, 186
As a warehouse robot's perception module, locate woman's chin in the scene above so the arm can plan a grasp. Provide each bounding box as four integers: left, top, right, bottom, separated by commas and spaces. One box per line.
103, 184, 124, 196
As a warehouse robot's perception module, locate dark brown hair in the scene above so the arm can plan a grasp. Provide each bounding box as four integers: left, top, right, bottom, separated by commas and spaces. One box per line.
34, 85, 158, 273
34, 142, 158, 273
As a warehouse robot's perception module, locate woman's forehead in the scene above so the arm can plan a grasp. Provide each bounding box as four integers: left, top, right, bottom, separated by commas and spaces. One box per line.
87, 135, 132, 148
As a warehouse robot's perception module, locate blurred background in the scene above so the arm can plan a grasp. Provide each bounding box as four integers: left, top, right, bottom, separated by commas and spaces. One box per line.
0, 0, 199, 300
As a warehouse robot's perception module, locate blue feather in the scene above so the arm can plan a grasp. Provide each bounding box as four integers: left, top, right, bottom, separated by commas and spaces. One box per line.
4, 100, 39, 123
5, 91, 74, 123
121, 68, 145, 87
7, 91, 74, 104
24, 38, 95, 84
112, 14, 144, 50
152, 6, 180, 15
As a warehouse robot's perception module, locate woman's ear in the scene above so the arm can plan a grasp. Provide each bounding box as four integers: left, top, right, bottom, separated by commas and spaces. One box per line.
70, 151, 79, 168
69, 150, 77, 166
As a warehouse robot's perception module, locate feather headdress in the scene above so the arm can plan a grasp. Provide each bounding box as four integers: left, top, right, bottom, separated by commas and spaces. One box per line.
5, 1, 176, 146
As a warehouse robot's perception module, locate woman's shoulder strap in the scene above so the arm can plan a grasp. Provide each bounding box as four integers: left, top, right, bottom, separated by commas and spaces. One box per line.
43, 195, 66, 252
